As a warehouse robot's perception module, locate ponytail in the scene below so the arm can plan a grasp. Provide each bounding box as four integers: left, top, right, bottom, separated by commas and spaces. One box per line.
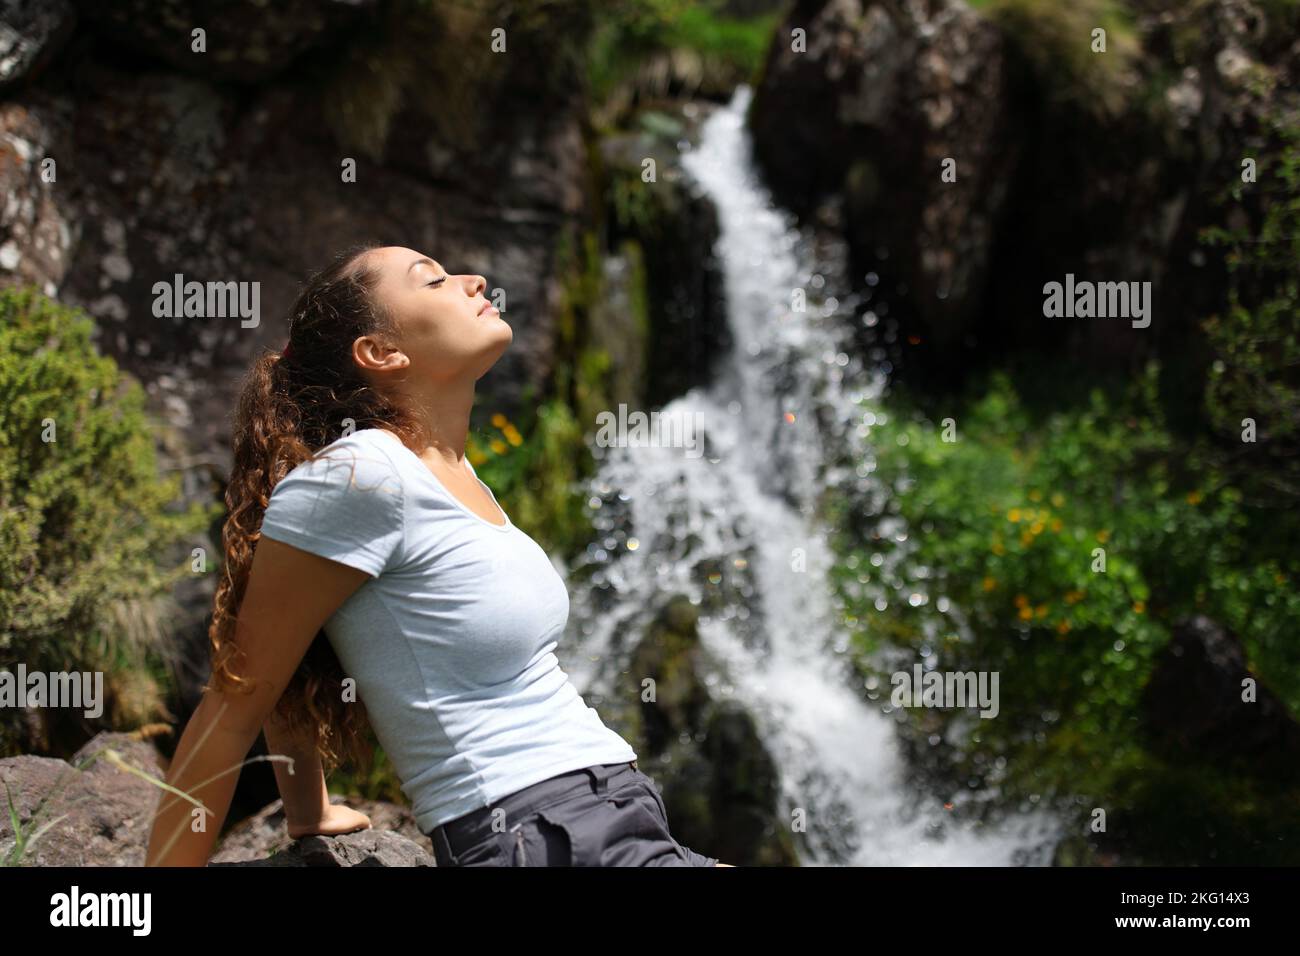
207, 244, 420, 773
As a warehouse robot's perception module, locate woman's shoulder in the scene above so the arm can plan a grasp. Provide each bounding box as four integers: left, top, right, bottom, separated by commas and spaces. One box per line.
262, 428, 407, 576
272, 428, 406, 498
309, 427, 404, 468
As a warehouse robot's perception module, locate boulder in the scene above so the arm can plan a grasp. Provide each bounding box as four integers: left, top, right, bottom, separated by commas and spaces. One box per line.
0, 730, 168, 866
0, 730, 437, 866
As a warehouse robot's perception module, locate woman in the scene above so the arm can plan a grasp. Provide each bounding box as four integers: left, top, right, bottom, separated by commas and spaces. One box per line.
145, 243, 731, 866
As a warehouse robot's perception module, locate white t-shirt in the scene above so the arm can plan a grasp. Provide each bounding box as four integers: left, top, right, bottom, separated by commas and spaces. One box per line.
259, 426, 636, 833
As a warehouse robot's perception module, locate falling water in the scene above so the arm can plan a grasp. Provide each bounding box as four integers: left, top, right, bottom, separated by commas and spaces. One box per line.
562, 85, 1063, 865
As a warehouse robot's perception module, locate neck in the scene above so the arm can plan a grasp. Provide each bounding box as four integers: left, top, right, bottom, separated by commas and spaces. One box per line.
394, 376, 476, 468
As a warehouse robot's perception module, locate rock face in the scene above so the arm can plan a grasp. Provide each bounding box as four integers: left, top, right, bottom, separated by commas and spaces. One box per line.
750, 0, 1017, 358
71, 0, 379, 84
1141, 616, 1300, 785
0, 0, 600, 475
0, 731, 436, 866
0, 0, 605, 725
749, 0, 1300, 387
0, 0, 76, 90
599, 106, 730, 410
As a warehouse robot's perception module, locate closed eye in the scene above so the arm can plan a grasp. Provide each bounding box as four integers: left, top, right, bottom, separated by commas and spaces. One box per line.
426, 276, 446, 288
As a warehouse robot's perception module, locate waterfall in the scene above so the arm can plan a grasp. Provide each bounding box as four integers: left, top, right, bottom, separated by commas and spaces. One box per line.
562, 85, 1063, 865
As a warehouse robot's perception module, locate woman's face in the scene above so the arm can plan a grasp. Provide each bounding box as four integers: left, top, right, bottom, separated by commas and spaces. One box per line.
356, 245, 511, 385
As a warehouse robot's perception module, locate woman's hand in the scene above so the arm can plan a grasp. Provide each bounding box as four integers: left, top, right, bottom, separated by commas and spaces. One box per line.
287, 803, 372, 840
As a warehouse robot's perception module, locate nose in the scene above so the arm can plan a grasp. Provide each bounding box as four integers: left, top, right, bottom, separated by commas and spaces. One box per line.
464, 274, 486, 297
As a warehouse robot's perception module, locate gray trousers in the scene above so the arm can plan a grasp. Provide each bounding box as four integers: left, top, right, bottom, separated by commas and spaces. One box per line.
425, 761, 719, 867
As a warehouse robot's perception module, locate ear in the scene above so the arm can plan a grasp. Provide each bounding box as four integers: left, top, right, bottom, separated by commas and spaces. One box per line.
352, 334, 407, 371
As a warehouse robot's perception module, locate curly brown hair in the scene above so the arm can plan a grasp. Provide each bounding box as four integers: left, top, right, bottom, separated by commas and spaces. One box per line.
207, 241, 422, 773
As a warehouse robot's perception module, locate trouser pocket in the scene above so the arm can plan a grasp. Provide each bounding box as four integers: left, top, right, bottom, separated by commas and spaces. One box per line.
531, 784, 686, 866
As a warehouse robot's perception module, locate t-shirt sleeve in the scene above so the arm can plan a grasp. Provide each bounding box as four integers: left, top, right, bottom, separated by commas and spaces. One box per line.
260, 435, 406, 578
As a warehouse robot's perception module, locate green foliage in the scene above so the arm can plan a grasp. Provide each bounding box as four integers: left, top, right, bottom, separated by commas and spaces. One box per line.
319, 0, 591, 160
1200, 113, 1300, 507
0, 286, 218, 756
586, 0, 780, 115
466, 397, 595, 560
827, 363, 1300, 857
970, 0, 1141, 119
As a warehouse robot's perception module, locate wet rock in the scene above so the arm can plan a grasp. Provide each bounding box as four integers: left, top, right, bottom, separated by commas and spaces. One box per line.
621, 594, 798, 866
601, 110, 730, 409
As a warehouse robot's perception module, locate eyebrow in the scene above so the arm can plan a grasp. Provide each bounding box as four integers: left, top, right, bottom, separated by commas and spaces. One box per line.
407, 257, 446, 275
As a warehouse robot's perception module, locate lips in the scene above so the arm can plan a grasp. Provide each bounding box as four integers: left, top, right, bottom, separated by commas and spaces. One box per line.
477, 300, 497, 316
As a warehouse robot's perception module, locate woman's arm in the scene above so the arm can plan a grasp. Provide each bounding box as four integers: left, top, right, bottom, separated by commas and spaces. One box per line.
263, 709, 371, 839
145, 537, 372, 866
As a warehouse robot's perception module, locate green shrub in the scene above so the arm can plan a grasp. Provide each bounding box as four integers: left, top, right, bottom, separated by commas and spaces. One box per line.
586, 0, 781, 115
0, 286, 217, 757
1200, 113, 1300, 513
826, 363, 1300, 860
970, 0, 1142, 119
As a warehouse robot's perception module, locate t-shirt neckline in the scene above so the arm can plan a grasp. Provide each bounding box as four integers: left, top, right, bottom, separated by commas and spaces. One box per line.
368, 428, 513, 532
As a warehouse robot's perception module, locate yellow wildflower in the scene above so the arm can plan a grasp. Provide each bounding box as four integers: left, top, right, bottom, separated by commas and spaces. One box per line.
1008, 508, 1022, 523
1056, 620, 1071, 635
491, 413, 508, 429
1018, 606, 1034, 621
1014, 594, 1029, 608
1132, 601, 1145, 614
982, 576, 998, 592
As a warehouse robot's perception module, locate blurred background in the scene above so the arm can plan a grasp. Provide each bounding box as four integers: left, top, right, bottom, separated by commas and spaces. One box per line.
1, 0, 1297, 867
